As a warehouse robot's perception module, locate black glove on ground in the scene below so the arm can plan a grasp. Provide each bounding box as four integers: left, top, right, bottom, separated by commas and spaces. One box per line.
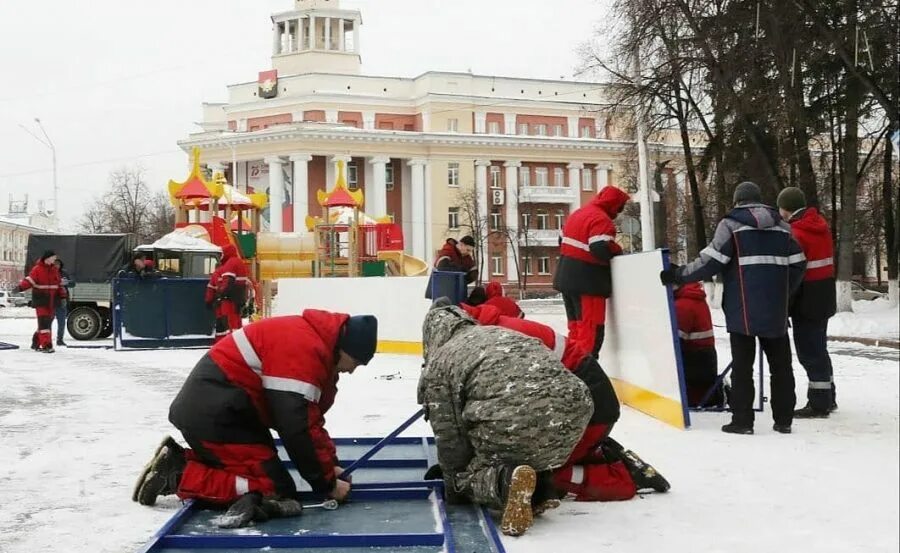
260, 497, 304, 519
424, 464, 444, 480
659, 269, 681, 286
216, 492, 268, 529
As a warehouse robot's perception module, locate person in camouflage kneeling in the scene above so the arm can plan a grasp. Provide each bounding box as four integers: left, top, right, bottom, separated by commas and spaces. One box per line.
418, 303, 593, 536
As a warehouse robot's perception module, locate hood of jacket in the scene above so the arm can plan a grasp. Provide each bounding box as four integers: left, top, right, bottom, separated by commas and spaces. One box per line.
222, 243, 239, 262
790, 207, 830, 236
485, 281, 503, 299
591, 186, 630, 218
675, 281, 707, 301
302, 309, 351, 362
422, 305, 476, 360
728, 203, 782, 230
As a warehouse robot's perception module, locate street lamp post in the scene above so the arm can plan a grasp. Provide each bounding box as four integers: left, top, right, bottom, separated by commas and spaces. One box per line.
20, 118, 58, 230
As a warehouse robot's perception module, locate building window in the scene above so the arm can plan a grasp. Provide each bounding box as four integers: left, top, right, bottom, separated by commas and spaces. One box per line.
347, 164, 359, 190
490, 210, 502, 230
536, 212, 549, 230
522, 212, 531, 229
448, 162, 460, 187
538, 256, 551, 275
555, 210, 565, 229
448, 207, 460, 229
580, 126, 592, 138
553, 124, 564, 137
447, 118, 459, 132
488, 121, 501, 134
385, 164, 395, 191
378, 122, 394, 130
519, 168, 531, 188
521, 256, 534, 275
535, 124, 548, 136
490, 166, 501, 188
492, 256, 504, 276
535, 167, 549, 187
582, 170, 593, 191
518, 123, 529, 135
554, 168, 565, 187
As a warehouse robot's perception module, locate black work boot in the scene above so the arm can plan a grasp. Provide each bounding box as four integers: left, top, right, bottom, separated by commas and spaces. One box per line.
602, 439, 670, 493
497, 465, 537, 537
721, 422, 754, 435
57, 338, 66, 347
31, 333, 39, 351
794, 403, 830, 419
134, 436, 186, 506
531, 471, 561, 516
773, 423, 792, 434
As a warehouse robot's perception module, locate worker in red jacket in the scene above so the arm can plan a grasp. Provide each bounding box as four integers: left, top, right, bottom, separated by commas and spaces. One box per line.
17, 250, 66, 353
553, 186, 631, 357
206, 244, 250, 343
133, 311, 378, 528
673, 280, 721, 407
457, 301, 669, 504
466, 281, 523, 318
778, 187, 837, 418
425, 236, 477, 299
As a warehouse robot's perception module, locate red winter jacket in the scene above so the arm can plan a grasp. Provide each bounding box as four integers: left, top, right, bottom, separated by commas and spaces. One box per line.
210, 244, 250, 305
554, 186, 630, 297
434, 239, 477, 282
674, 283, 715, 351
208, 310, 346, 493
788, 208, 836, 320
19, 261, 65, 310
483, 282, 523, 318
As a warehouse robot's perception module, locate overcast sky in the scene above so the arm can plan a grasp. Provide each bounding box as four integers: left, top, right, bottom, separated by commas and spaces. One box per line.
0, 0, 608, 230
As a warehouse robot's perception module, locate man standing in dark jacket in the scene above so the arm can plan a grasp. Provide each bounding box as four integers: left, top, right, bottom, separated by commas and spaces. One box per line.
777, 187, 837, 418
553, 186, 630, 357
660, 182, 806, 435
424, 236, 477, 299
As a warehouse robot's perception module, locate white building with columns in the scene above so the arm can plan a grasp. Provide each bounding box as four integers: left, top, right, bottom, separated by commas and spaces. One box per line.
180, 0, 687, 290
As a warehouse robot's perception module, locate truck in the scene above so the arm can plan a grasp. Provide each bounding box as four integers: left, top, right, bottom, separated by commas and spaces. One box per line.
24, 234, 136, 341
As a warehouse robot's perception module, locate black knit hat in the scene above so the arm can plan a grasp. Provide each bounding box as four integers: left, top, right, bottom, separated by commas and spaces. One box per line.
338, 315, 378, 365
40, 250, 56, 261
733, 181, 762, 205
459, 235, 476, 247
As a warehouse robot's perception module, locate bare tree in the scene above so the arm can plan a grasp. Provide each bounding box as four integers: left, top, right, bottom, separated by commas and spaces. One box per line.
455, 186, 489, 285
79, 166, 173, 244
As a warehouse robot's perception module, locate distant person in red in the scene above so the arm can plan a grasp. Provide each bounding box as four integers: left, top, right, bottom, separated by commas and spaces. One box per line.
456, 300, 669, 504
16, 250, 66, 353
673, 278, 721, 408
133, 311, 378, 528
554, 186, 630, 357
206, 244, 250, 343
119, 252, 157, 279
466, 281, 523, 318
425, 236, 477, 299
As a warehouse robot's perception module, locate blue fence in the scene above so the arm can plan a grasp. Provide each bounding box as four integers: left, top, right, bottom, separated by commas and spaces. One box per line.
113, 278, 215, 350
429, 271, 468, 305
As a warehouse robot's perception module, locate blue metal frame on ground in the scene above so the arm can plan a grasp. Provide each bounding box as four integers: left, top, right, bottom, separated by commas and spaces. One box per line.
138, 436, 507, 553
690, 343, 767, 413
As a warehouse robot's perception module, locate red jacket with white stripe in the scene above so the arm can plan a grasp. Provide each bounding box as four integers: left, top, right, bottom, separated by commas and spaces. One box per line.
553, 186, 630, 298
674, 283, 715, 351
19, 261, 65, 310
788, 208, 836, 320
483, 282, 523, 318
206, 244, 249, 306
208, 310, 346, 493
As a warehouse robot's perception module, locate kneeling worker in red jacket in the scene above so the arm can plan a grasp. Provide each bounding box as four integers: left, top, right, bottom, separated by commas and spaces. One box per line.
133, 310, 378, 527
459, 301, 670, 504
673, 279, 721, 407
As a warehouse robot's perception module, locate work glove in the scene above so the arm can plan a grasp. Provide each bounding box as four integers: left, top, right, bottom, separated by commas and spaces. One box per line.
659, 268, 682, 286
13, 285, 22, 293
424, 464, 444, 480
216, 492, 269, 529
260, 497, 303, 519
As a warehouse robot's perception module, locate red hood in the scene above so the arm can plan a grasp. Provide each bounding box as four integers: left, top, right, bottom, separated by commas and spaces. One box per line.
222, 243, 238, 262
485, 282, 503, 299
591, 186, 630, 217
302, 309, 350, 354
791, 208, 830, 236
675, 282, 707, 301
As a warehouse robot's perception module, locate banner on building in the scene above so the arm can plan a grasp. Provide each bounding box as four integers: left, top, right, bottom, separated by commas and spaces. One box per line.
259, 70, 278, 99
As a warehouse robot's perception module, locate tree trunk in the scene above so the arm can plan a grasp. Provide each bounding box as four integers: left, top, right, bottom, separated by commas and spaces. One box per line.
836, 16, 861, 313
885, 122, 899, 305
673, 78, 708, 253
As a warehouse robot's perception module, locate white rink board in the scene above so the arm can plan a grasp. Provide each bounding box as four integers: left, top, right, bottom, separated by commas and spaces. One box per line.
272, 276, 432, 344
599, 250, 690, 428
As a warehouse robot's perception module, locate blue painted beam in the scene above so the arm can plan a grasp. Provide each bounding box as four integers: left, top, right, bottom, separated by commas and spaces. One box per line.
159, 532, 445, 549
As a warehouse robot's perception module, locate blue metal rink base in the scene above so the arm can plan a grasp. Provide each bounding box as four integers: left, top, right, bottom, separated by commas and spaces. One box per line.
140, 437, 506, 553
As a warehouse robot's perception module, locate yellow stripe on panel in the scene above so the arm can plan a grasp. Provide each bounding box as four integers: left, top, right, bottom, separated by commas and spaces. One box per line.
610, 378, 687, 430
376, 340, 424, 355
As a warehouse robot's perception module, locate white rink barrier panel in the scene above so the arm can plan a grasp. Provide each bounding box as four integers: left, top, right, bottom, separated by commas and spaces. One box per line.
272, 276, 431, 355
599, 250, 691, 429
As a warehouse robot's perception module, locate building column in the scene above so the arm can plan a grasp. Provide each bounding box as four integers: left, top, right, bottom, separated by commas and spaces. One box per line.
368, 156, 390, 217
424, 160, 434, 266
338, 18, 346, 51
208, 162, 226, 177
265, 156, 285, 232
568, 162, 584, 211
324, 17, 332, 50
309, 15, 316, 49
329, 154, 351, 190
474, 112, 487, 134
401, 161, 412, 252
567, 116, 579, 138
408, 159, 428, 261
273, 21, 282, 55
503, 113, 516, 135
504, 161, 521, 283
475, 160, 491, 259
596, 164, 612, 190
353, 18, 360, 53
290, 154, 312, 230
596, 116, 608, 139
363, 110, 376, 130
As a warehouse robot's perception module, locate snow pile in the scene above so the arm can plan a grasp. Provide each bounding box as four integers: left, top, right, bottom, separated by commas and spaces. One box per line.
137, 230, 222, 253
830, 298, 900, 340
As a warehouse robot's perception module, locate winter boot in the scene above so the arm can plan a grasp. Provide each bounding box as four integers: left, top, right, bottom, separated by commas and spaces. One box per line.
602, 439, 670, 493
41, 345, 55, 353
794, 404, 830, 419
134, 436, 186, 506
31, 333, 39, 351
498, 465, 537, 536
721, 422, 754, 435
56, 337, 66, 347
773, 424, 792, 434
531, 471, 561, 516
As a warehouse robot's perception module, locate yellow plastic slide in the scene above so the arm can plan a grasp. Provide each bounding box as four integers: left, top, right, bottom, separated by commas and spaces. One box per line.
377, 250, 429, 277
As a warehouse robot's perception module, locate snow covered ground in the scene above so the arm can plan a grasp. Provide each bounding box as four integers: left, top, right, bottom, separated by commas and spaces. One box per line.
1, 311, 898, 553
829, 298, 900, 341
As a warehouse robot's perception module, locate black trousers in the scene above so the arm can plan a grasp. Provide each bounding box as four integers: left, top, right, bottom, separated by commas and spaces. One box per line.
729, 333, 796, 427
792, 318, 835, 411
